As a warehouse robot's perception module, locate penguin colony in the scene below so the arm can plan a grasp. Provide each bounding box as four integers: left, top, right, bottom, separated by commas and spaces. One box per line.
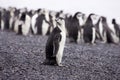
0, 7, 120, 66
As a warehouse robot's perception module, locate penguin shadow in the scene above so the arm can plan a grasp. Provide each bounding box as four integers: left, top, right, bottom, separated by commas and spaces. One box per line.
40, 59, 68, 68
82, 42, 97, 46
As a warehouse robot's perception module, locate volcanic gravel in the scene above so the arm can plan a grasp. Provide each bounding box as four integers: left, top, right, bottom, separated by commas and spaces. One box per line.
0, 30, 120, 80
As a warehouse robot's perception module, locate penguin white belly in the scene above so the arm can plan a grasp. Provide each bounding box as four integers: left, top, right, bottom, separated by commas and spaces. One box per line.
77, 31, 81, 43
56, 31, 66, 65
10, 17, 14, 29
111, 32, 119, 43
22, 15, 31, 36
42, 20, 49, 36
14, 19, 19, 33
91, 27, 96, 44
108, 23, 119, 43
108, 23, 116, 33
1, 20, 4, 30
99, 22, 103, 37
32, 14, 38, 34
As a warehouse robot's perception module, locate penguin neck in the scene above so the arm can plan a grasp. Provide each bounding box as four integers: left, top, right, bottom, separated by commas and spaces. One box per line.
44, 12, 49, 22
52, 19, 57, 28
85, 16, 92, 26
91, 16, 100, 25
10, 11, 14, 17
79, 17, 86, 26
58, 22, 66, 33
50, 15, 57, 28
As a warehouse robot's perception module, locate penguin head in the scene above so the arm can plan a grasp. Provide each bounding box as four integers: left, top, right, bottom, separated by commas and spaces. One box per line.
55, 13, 65, 27
74, 12, 84, 20
42, 9, 50, 21
55, 17, 65, 26
65, 13, 72, 19
20, 7, 27, 13
56, 10, 64, 18
101, 16, 107, 23
7, 7, 12, 11
9, 7, 16, 12
55, 16, 66, 32
112, 18, 116, 24
36, 8, 41, 14
90, 13, 101, 25
49, 11, 56, 19
79, 13, 87, 26
74, 12, 86, 26
10, 7, 16, 16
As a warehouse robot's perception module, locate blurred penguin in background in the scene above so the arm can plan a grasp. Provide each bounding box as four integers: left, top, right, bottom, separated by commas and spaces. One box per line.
82, 13, 100, 44
0, 7, 5, 30
17, 8, 31, 36
68, 12, 85, 43
31, 9, 41, 34
112, 18, 120, 42
9, 7, 16, 30
33, 9, 50, 35
49, 11, 57, 34
101, 17, 119, 44
95, 16, 107, 43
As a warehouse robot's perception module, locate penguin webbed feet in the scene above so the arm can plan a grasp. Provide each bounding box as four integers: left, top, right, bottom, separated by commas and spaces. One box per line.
43, 58, 57, 66
57, 63, 63, 67
43, 59, 64, 67
91, 42, 96, 45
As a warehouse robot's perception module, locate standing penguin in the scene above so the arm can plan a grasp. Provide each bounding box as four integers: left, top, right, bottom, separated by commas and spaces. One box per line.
17, 12, 31, 35
95, 16, 108, 43
34, 9, 50, 35
3, 8, 10, 30
68, 12, 84, 43
0, 8, 2, 29
65, 13, 73, 37
112, 19, 120, 41
31, 9, 41, 34
14, 9, 20, 33
101, 17, 119, 44
9, 7, 16, 30
0, 8, 5, 30
83, 13, 100, 44
48, 11, 57, 34
44, 16, 66, 66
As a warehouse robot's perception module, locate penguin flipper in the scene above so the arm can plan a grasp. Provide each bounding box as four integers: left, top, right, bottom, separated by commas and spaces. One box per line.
53, 33, 62, 57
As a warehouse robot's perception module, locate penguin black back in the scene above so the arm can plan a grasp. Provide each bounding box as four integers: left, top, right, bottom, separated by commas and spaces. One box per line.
20, 12, 26, 22
94, 17, 101, 40
3, 10, 10, 30
101, 17, 114, 43
45, 27, 62, 65
112, 18, 120, 39
45, 16, 66, 66
0, 11, 1, 29
68, 12, 81, 43
35, 14, 45, 35
83, 13, 94, 43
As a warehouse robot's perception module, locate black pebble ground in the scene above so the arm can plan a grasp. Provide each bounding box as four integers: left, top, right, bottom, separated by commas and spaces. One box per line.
0, 30, 120, 80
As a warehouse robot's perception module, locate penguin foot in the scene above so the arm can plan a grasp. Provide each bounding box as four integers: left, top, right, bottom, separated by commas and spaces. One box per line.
58, 63, 63, 67
92, 43, 96, 45
100, 41, 106, 44
43, 59, 57, 66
